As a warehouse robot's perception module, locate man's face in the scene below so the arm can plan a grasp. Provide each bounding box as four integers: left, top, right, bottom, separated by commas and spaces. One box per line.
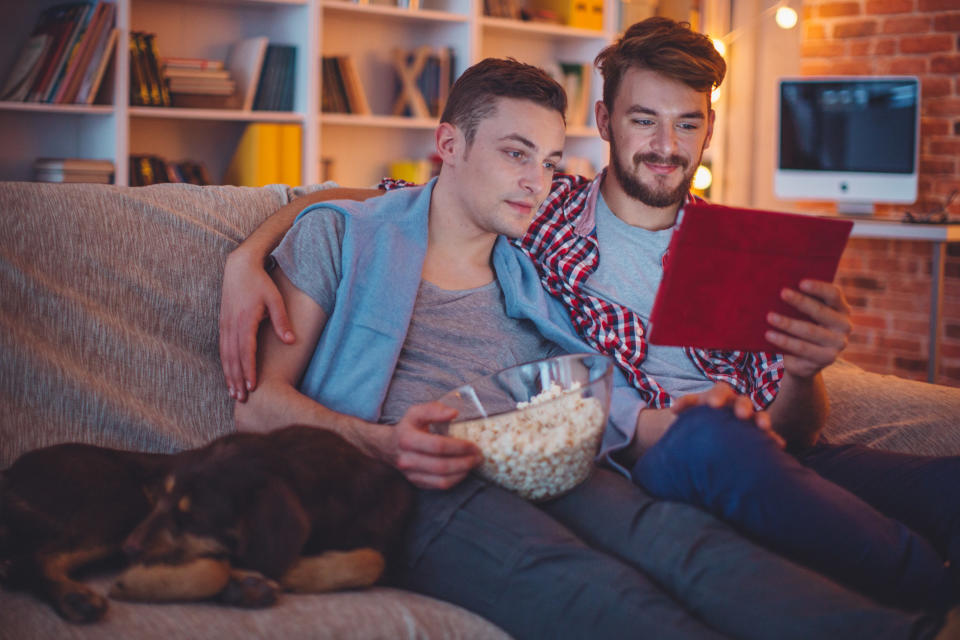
598, 66, 714, 208
448, 97, 565, 239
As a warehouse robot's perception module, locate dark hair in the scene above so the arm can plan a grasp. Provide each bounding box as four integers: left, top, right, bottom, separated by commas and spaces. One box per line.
595, 17, 726, 110
440, 58, 567, 147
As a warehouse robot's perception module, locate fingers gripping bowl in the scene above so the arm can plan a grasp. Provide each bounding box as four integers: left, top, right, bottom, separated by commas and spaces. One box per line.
436, 354, 614, 501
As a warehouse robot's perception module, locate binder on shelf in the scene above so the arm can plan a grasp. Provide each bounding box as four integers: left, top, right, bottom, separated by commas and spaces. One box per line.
252, 44, 295, 111
224, 122, 304, 187
226, 36, 268, 111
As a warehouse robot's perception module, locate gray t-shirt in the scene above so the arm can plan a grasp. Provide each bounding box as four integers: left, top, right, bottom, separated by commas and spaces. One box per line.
273, 208, 558, 425
581, 194, 710, 398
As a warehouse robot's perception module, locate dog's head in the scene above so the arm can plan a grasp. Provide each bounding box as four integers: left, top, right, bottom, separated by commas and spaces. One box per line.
122, 439, 311, 579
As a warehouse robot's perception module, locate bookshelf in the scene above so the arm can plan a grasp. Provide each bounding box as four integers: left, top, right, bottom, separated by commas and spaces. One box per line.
0, 0, 620, 187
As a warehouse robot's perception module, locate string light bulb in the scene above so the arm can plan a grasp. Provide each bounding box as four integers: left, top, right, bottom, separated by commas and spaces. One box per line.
693, 165, 713, 191
775, 5, 798, 29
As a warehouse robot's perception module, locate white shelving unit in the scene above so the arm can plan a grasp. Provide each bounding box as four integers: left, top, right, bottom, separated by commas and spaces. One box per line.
0, 0, 617, 187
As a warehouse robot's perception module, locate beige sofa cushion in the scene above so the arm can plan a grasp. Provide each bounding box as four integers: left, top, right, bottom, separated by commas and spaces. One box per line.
0, 180, 510, 639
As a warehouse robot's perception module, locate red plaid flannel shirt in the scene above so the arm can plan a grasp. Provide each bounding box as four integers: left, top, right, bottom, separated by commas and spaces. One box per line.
381, 172, 784, 409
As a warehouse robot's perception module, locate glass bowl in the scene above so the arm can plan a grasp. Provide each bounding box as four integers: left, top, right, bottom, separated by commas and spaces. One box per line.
435, 353, 613, 501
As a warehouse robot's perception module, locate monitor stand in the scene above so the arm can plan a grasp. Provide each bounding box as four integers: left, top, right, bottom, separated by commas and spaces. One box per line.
836, 201, 875, 215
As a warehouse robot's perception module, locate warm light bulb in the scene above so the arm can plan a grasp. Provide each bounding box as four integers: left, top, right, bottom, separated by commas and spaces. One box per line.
693, 165, 713, 191
712, 38, 727, 57
711, 87, 722, 104
775, 5, 798, 29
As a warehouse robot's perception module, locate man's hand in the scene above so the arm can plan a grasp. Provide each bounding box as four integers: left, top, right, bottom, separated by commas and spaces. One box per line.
219, 250, 295, 402
672, 382, 784, 449
765, 279, 852, 379
386, 402, 483, 489
628, 383, 783, 462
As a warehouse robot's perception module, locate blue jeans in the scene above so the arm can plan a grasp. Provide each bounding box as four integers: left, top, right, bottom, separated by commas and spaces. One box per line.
632, 406, 960, 611
397, 467, 941, 640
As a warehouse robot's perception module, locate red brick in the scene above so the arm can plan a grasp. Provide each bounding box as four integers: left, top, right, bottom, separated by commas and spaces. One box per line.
931, 55, 960, 73
879, 335, 925, 352
931, 139, 960, 154
804, 22, 828, 39
932, 13, 960, 31
884, 58, 928, 73
820, 1, 863, 16
894, 318, 933, 333
874, 38, 898, 54
921, 117, 951, 136
921, 158, 958, 173
802, 40, 846, 57
924, 97, 960, 117
894, 355, 929, 371
851, 313, 889, 328
883, 15, 932, 33
866, 0, 915, 12
921, 75, 954, 98
843, 351, 892, 369
835, 19, 880, 37
900, 34, 954, 53
919, 0, 960, 10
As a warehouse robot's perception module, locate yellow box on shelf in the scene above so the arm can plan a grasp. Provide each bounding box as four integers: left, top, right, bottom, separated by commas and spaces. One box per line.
529, 0, 604, 30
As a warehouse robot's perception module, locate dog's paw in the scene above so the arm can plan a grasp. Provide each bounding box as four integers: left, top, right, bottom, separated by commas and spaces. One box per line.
57, 587, 108, 623
281, 548, 385, 593
217, 570, 279, 608
110, 558, 231, 602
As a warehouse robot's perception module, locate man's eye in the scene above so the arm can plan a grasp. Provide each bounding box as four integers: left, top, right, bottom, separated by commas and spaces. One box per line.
632, 119, 654, 126
506, 150, 524, 160
678, 122, 699, 130
544, 160, 558, 171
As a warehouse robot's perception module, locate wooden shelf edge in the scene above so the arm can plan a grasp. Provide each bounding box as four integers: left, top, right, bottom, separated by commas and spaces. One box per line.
322, 2, 469, 23
0, 101, 114, 115
129, 106, 306, 122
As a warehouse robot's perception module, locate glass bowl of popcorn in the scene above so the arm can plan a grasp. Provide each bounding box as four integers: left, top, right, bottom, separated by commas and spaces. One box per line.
436, 353, 614, 502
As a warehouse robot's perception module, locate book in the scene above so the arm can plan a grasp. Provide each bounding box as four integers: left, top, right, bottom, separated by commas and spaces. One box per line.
79, 27, 117, 104
54, 0, 110, 103
143, 33, 171, 106
278, 123, 302, 186
128, 32, 150, 105
26, 3, 91, 102
335, 55, 370, 115
47, 0, 101, 102
223, 123, 280, 186
225, 36, 268, 111
559, 61, 591, 127
0, 34, 52, 102
647, 203, 853, 353
162, 57, 224, 71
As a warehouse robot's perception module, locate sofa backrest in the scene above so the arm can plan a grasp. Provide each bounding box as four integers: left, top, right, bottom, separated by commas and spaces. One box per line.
0, 181, 325, 467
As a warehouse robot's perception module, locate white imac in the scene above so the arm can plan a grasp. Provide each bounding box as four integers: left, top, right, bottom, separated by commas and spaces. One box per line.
775, 76, 920, 215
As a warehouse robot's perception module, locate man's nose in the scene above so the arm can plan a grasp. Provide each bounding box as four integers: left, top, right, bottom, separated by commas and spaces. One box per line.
519, 166, 548, 196
651, 125, 678, 155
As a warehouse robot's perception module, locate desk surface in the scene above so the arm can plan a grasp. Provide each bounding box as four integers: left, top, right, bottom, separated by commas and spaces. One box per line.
821, 216, 960, 242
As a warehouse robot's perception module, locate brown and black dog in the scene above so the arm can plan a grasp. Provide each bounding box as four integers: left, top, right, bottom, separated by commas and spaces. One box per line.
0, 426, 414, 623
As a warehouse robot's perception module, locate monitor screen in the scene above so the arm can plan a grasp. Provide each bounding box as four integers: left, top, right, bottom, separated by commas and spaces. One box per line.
775, 76, 920, 213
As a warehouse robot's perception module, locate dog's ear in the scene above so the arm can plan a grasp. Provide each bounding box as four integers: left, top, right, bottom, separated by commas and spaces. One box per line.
235, 478, 310, 579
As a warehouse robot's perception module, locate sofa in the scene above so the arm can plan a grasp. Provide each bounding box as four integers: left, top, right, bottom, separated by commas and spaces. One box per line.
2, 180, 959, 639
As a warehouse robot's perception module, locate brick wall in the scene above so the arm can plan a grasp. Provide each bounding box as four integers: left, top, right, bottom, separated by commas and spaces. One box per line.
798, 0, 960, 385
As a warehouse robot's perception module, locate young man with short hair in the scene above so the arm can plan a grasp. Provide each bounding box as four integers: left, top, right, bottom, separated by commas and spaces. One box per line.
224, 57, 953, 638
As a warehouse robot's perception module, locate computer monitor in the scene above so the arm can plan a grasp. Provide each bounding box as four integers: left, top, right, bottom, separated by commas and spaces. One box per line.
775, 76, 920, 215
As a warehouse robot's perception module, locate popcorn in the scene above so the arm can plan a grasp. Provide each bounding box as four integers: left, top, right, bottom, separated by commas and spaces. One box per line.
449, 382, 606, 501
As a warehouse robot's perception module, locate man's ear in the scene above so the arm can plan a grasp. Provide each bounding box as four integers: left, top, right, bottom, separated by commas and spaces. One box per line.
595, 100, 611, 142
435, 121, 461, 165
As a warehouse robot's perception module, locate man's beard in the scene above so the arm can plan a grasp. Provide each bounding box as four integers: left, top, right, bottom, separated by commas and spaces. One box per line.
609, 135, 701, 208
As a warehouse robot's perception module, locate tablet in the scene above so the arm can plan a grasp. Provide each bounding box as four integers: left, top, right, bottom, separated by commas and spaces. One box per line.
647, 203, 853, 353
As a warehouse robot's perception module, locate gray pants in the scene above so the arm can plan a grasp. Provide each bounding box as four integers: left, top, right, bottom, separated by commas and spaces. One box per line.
398, 468, 941, 640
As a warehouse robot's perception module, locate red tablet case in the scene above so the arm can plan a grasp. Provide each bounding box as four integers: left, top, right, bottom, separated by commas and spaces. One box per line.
647, 203, 853, 353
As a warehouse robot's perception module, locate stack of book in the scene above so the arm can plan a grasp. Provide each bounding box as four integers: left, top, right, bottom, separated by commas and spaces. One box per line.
128, 155, 212, 186
321, 55, 371, 115
0, 1, 118, 105
34, 157, 114, 183
163, 58, 236, 97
